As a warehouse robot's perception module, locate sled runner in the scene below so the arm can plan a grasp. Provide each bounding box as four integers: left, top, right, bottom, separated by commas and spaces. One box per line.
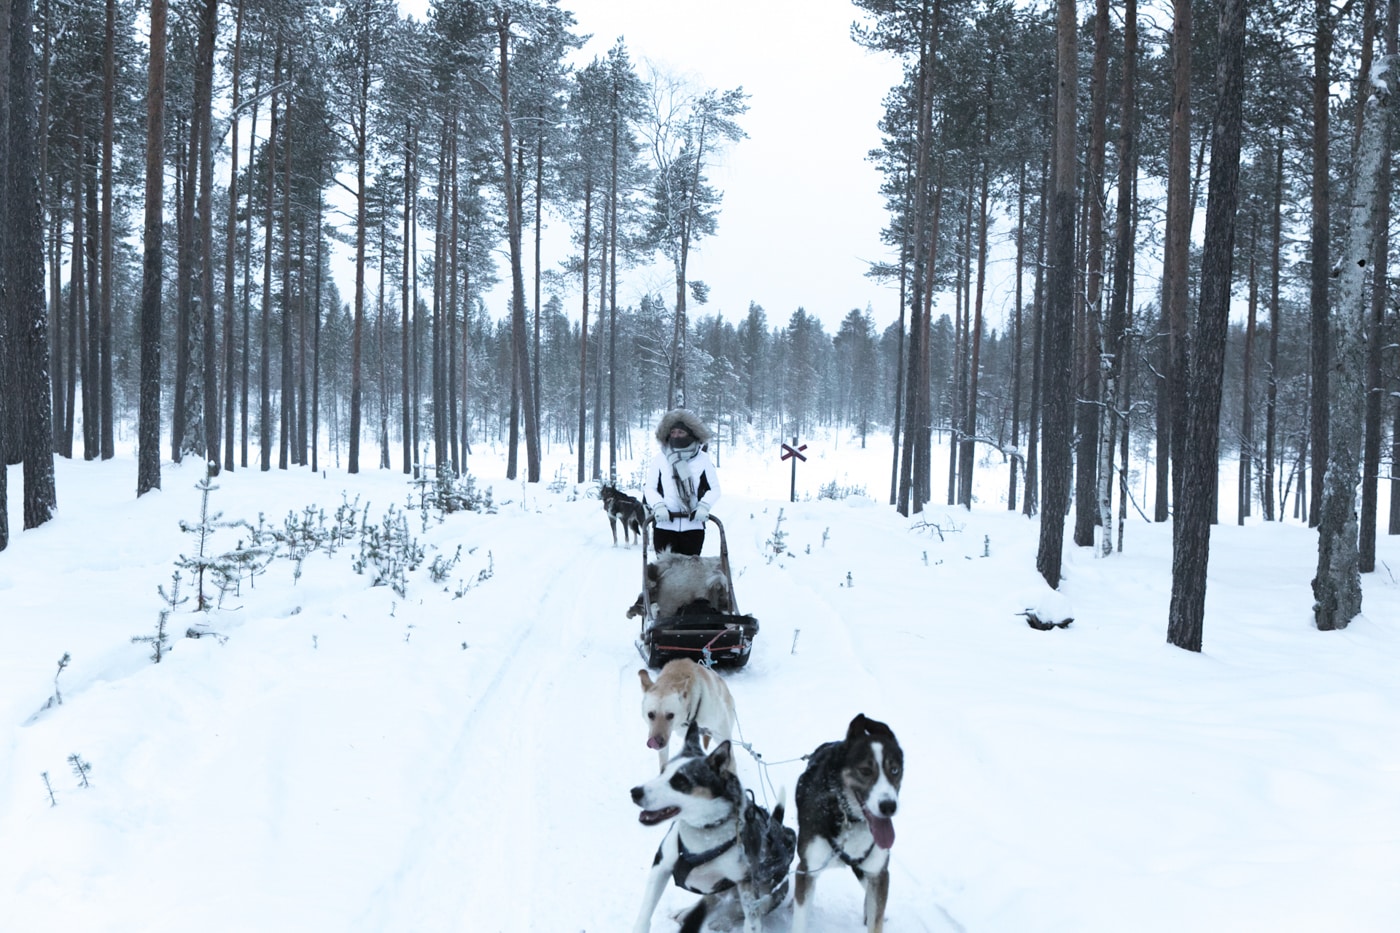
635, 514, 758, 670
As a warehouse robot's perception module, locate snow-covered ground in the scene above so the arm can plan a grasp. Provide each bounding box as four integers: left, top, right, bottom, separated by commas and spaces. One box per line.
2, 425, 1398, 932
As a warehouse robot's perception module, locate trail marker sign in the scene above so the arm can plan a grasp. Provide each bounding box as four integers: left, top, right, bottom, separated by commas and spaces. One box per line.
780, 437, 808, 501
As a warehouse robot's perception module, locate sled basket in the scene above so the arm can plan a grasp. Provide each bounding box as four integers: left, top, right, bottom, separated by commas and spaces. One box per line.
635, 515, 758, 670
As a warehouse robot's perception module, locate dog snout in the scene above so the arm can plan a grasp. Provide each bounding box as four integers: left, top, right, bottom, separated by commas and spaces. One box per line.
631, 786, 644, 805
878, 798, 897, 817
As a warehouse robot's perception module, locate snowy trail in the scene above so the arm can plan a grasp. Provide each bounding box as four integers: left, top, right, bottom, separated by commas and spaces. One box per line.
357, 501, 650, 930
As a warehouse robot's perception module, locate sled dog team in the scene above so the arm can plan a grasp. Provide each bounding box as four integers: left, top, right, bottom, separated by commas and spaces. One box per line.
635, 658, 904, 933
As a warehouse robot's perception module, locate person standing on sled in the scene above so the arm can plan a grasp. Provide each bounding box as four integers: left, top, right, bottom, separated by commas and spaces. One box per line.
645, 409, 721, 556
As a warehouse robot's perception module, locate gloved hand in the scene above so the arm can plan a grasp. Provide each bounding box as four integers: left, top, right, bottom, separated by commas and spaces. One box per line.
691, 502, 711, 524
650, 502, 671, 524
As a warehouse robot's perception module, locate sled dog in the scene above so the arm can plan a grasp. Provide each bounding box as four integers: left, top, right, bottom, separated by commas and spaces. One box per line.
638, 658, 737, 771
630, 724, 796, 933
792, 714, 904, 933
603, 484, 647, 546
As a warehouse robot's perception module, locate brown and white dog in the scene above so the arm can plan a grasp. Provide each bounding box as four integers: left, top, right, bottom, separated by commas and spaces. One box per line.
792, 714, 904, 933
638, 659, 736, 772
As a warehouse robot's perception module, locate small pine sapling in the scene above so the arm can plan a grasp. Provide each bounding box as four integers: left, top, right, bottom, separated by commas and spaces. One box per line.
135, 572, 185, 662
331, 493, 364, 551
429, 545, 463, 585
352, 505, 423, 598
67, 753, 92, 788
176, 465, 225, 611
40, 652, 71, 711
764, 509, 790, 563
41, 772, 57, 806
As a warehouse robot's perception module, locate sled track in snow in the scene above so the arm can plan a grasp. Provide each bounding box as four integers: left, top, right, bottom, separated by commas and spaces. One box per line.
356, 513, 629, 930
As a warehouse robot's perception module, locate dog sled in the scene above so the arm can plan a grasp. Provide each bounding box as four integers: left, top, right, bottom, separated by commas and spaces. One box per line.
635, 515, 759, 670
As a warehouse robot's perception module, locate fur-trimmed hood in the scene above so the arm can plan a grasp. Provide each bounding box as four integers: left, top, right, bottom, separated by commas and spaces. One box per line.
655, 409, 711, 446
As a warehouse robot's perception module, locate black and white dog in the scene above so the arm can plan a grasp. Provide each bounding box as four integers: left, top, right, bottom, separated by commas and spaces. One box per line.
792, 714, 904, 933
631, 723, 796, 933
603, 484, 647, 546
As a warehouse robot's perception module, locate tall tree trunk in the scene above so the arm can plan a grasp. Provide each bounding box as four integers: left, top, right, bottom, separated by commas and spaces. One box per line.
1384, 0, 1399, 538
83, 140, 98, 461
0, 0, 10, 549
377, 208, 389, 468
173, 97, 199, 463
223, 0, 244, 473
259, 41, 280, 472
1307, 0, 1356, 524
12, 0, 54, 523
1101, 0, 1137, 555
532, 128, 543, 437
448, 120, 460, 473
432, 116, 448, 470
1024, 145, 1049, 519
1264, 132, 1283, 520
1168, 0, 1247, 652
279, 101, 294, 471
137, 0, 167, 496
497, 14, 540, 482
241, 33, 264, 470
1239, 221, 1258, 524
196, 0, 219, 473
99, 0, 114, 460
1158, 0, 1193, 522
347, 35, 370, 474
1361, 0, 1394, 558
402, 122, 413, 474
1313, 30, 1391, 629
577, 178, 592, 483
891, 164, 912, 508
1075, 0, 1110, 548
958, 154, 989, 508
311, 193, 323, 473
1008, 159, 1027, 513
1037, 0, 1078, 589
606, 74, 622, 480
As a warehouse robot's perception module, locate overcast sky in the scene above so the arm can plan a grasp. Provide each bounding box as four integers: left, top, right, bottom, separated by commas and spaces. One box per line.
399, 0, 907, 333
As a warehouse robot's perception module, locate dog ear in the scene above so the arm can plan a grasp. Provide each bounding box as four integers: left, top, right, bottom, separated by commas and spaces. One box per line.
638, 669, 654, 691
682, 721, 705, 756
706, 740, 734, 773
847, 713, 895, 743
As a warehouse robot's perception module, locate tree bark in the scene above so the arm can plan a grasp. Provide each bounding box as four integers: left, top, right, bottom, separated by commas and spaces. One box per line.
1313, 37, 1390, 630
1100, 0, 1137, 556
222, 0, 244, 472
1036, 0, 1078, 588
137, 0, 167, 497
1168, 0, 1247, 652
497, 15, 541, 482
1157, 0, 1193, 522
1075, 0, 1110, 549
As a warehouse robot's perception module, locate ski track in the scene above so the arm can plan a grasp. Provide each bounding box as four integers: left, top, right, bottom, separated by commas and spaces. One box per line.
358, 506, 643, 930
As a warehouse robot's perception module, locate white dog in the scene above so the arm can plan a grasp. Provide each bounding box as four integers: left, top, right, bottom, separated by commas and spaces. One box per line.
638, 659, 736, 772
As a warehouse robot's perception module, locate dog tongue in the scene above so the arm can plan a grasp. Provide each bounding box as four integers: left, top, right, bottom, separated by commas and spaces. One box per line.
647, 736, 666, 750
865, 809, 896, 849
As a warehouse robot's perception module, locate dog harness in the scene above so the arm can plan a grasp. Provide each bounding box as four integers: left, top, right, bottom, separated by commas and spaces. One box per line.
837, 804, 877, 867
672, 835, 738, 894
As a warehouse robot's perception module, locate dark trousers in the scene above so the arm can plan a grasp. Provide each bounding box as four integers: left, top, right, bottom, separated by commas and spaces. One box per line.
654, 528, 705, 556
